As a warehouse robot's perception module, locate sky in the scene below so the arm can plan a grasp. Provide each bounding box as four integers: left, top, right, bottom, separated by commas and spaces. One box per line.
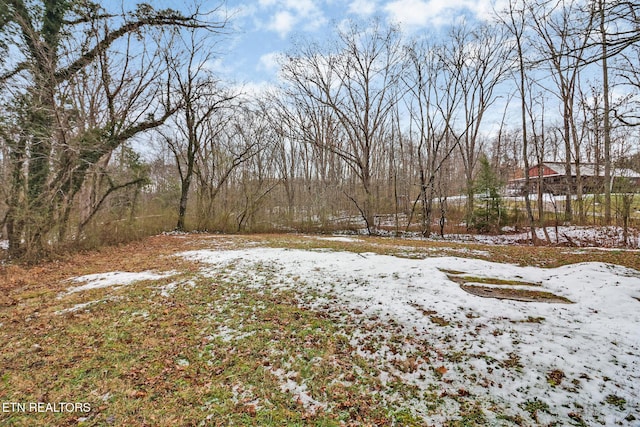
201, 0, 498, 91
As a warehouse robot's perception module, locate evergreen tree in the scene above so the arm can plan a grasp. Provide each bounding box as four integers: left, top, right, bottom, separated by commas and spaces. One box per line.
471, 155, 504, 233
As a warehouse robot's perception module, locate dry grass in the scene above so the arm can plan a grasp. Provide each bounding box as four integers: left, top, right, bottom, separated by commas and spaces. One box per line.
459, 284, 573, 304
1, 232, 637, 426
1, 234, 425, 426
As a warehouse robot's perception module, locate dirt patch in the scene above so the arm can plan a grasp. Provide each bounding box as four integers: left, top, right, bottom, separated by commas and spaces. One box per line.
547, 369, 565, 386
460, 284, 573, 304
408, 302, 437, 316
439, 268, 466, 275
442, 271, 571, 304
429, 315, 450, 326
445, 274, 541, 287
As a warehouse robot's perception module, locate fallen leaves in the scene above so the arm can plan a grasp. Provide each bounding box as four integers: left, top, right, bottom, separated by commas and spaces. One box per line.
547, 369, 565, 386
2, 233, 638, 426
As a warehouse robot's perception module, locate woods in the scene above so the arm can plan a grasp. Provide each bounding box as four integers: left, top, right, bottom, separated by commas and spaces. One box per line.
1, 0, 639, 261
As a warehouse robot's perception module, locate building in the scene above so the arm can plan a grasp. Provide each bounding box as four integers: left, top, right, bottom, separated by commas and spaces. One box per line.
507, 162, 640, 195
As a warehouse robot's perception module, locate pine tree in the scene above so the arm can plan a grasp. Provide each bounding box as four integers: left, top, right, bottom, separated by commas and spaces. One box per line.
471, 155, 504, 233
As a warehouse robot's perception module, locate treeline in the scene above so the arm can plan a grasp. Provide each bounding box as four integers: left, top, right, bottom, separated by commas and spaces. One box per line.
1, 0, 639, 260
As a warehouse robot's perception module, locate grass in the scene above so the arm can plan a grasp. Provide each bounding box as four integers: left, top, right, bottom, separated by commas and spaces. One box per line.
519, 316, 545, 324
444, 274, 541, 287
604, 394, 626, 410
520, 398, 551, 422
459, 284, 573, 304
501, 193, 640, 221
442, 272, 572, 304
2, 276, 422, 425
546, 369, 565, 386
1, 236, 431, 426
1, 232, 638, 426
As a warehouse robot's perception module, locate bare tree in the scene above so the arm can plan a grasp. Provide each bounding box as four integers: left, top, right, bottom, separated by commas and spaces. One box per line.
498, 0, 539, 243
443, 23, 512, 225
0, 0, 226, 259
281, 20, 405, 234
527, 89, 554, 242
161, 28, 236, 231
260, 96, 304, 225
614, 45, 640, 127
192, 105, 260, 230
404, 39, 461, 236
597, 0, 614, 223
232, 108, 280, 232
527, 0, 595, 222
564, 0, 639, 222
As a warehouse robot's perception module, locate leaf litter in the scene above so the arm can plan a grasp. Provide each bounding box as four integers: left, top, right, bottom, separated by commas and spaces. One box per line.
179, 246, 640, 425
4, 234, 640, 425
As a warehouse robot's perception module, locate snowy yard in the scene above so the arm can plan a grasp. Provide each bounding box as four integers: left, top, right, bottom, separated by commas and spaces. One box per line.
175, 246, 640, 425
435, 225, 640, 249
2, 233, 639, 426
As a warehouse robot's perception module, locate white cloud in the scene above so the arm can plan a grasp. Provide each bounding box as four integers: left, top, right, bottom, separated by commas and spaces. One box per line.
384, 0, 445, 28
201, 58, 230, 75
268, 10, 296, 37
259, 0, 328, 38
348, 0, 378, 17
258, 52, 282, 74
287, 0, 317, 15
235, 81, 277, 99
226, 4, 258, 21
383, 0, 495, 29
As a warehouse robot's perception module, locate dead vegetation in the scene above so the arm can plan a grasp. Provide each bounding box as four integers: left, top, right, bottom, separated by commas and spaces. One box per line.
459, 284, 573, 304
0, 233, 638, 426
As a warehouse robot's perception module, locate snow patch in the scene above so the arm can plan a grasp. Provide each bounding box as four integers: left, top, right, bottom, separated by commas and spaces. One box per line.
179, 247, 640, 424
155, 279, 196, 297
207, 325, 256, 343
311, 236, 361, 243
62, 271, 176, 295
269, 368, 327, 415
55, 300, 102, 314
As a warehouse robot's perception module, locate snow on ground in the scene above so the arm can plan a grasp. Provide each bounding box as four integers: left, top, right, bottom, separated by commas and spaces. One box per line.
206, 325, 257, 343
0, 240, 8, 250
432, 225, 640, 248
155, 279, 197, 297
62, 271, 176, 295
54, 299, 103, 314
54, 296, 125, 314
308, 235, 362, 243
179, 247, 640, 425
269, 368, 328, 415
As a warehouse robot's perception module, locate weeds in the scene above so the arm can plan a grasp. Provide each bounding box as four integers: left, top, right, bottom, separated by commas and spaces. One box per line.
520, 398, 551, 422
546, 369, 565, 386
1, 233, 638, 426
604, 394, 626, 410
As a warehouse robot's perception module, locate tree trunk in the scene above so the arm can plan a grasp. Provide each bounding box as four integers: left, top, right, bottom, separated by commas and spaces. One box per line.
563, 106, 573, 223
600, 0, 612, 224
176, 174, 192, 231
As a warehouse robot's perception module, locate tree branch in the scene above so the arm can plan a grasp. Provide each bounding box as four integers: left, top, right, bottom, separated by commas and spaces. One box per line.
79, 176, 147, 230
55, 11, 220, 84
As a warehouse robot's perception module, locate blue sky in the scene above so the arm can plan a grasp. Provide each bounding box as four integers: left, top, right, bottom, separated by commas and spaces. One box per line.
205, 0, 497, 90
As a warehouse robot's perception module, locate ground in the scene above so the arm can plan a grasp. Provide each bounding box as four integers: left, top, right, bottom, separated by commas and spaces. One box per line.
1, 233, 639, 426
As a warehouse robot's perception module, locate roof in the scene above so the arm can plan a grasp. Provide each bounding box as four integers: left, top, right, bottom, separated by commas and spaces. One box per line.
534, 162, 640, 178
